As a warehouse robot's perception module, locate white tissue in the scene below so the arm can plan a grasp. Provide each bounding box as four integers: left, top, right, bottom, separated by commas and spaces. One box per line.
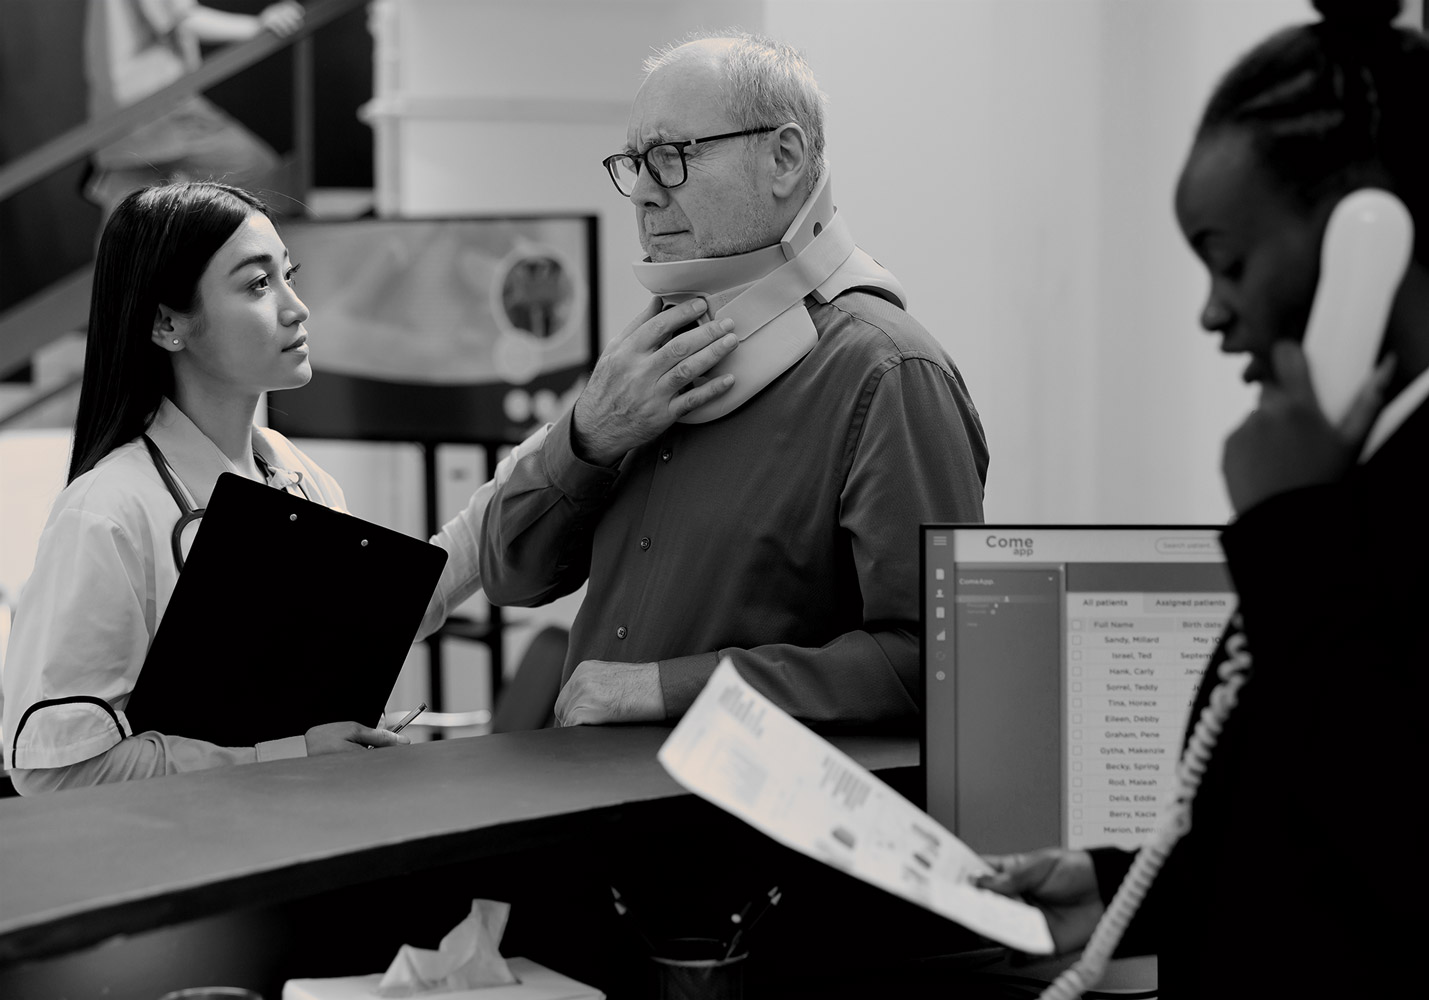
375, 899, 518, 997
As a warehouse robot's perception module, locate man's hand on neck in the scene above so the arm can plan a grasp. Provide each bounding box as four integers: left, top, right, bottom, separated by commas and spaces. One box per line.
571, 296, 739, 467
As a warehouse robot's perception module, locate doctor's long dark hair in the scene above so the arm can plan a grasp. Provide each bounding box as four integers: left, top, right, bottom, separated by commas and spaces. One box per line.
1196, 0, 1428, 265
68, 182, 270, 485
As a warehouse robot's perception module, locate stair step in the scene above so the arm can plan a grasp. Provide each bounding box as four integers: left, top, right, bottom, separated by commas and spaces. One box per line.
0, 265, 92, 380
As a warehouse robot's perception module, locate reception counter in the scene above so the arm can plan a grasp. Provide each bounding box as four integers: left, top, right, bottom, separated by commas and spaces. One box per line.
1, 725, 961, 999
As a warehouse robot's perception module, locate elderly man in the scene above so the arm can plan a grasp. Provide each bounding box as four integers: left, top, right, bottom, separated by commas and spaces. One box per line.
479, 32, 988, 732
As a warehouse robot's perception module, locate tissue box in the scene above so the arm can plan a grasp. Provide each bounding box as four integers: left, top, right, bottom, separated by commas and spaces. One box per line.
283, 957, 604, 1000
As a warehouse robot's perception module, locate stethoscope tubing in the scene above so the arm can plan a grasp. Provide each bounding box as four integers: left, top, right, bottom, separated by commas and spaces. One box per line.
141, 433, 307, 574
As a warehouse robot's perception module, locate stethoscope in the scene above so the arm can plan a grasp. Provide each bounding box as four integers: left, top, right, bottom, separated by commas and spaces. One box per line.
141, 434, 309, 573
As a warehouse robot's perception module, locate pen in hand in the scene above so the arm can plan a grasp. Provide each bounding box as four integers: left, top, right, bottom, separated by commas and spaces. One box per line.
388, 701, 428, 735
368, 702, 427, 748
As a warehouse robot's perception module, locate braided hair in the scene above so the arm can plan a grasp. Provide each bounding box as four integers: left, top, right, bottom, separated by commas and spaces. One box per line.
1196, 0, 1427, 263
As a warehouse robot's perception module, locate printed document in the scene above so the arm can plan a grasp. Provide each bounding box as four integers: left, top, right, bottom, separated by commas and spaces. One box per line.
658, 659, 1055, 954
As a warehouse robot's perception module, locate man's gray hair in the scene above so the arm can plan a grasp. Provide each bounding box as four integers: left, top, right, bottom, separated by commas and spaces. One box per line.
643, 30, 828, 191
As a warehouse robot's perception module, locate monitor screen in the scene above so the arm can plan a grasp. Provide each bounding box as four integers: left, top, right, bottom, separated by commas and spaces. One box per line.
922, 525, 1234, 854
266, 215, 599, 444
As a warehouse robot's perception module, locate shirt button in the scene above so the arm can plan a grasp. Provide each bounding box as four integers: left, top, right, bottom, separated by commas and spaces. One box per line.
616, 625, 628, 640
639, 536, 651, 550
660, 448, 672, 462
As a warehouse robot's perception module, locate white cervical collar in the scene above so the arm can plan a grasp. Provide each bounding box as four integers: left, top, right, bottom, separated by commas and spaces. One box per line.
632, 174, 907, 423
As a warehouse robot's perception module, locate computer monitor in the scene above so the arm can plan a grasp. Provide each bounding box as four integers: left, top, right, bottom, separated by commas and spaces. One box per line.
921, 525, 1234, 855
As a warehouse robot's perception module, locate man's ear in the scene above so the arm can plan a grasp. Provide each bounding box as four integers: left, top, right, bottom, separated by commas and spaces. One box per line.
770, 122, 809, 200
151, 304, 191, 351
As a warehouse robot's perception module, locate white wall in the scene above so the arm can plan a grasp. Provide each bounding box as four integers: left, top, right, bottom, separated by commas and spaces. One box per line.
768, 0, 1324, 523
1088, 0, 1316, 523
768, 0, 1109, 521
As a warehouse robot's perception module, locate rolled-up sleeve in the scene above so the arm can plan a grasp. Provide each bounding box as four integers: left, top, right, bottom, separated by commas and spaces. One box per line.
478, 411, 621, 609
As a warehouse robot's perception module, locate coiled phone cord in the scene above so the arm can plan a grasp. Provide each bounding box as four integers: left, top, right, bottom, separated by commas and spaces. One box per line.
1038, 615, 1254, 1000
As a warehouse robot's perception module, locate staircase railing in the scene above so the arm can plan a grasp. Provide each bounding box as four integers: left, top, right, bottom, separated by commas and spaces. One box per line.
0, 0, 368, 392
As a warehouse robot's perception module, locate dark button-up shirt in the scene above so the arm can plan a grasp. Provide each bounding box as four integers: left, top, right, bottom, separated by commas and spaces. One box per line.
480, 291, 989, 731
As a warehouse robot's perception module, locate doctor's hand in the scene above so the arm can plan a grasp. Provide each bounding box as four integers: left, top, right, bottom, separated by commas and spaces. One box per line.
554, 660, 665, 727
975, 848, 1103, 955
304, 721, 410, 755
1223, 341, 1395, 515
571, 297, 739, 467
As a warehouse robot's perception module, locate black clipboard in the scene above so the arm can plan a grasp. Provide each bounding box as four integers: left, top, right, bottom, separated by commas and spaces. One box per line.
125, 473, 449, 747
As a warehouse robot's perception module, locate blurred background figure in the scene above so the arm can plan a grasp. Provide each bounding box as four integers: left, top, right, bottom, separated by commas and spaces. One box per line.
83, 0, 305, 227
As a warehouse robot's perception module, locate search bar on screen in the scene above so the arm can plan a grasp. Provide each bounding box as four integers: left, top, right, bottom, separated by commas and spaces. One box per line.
1155, 536, 1222, 556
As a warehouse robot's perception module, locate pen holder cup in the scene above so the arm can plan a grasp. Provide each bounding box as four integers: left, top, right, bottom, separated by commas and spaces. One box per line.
158, 989, 262, 1000
650, 937, 748, 1000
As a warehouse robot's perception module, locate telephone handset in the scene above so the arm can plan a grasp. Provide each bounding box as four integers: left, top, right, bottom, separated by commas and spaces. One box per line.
1301, 188, 1414, 425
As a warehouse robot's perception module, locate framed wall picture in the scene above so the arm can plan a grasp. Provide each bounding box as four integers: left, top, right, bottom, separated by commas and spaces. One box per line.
266, 215, 599, 445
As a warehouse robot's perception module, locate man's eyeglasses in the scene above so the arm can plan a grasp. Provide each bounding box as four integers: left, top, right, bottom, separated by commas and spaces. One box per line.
601, 126, 782, 197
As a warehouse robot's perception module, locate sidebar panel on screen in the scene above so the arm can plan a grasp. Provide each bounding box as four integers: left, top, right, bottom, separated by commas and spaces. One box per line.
925, 532, 1063, 854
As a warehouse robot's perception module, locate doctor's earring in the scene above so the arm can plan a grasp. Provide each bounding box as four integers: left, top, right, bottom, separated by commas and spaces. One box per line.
171, 339, 180, 346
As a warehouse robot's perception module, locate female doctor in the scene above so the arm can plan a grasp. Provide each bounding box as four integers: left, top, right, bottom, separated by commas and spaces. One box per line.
0, 182, 538, 794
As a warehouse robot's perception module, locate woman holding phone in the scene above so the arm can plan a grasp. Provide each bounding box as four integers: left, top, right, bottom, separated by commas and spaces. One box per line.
0, 182, 540, 793
978, 2, 1427, 997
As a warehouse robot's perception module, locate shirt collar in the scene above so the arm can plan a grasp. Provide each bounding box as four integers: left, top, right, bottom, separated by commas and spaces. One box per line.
1360, 363, 1429, 462
145, 398, 302, 507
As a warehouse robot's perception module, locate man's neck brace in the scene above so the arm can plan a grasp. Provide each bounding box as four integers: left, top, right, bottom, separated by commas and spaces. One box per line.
632, 174, 907, 423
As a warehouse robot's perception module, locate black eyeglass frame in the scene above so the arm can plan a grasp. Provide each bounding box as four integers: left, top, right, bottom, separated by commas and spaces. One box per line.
601, 125, 783, 196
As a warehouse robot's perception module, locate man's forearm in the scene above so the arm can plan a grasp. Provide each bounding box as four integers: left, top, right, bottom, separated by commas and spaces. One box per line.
657, 630, 920, 729
478, 412, 617, 607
